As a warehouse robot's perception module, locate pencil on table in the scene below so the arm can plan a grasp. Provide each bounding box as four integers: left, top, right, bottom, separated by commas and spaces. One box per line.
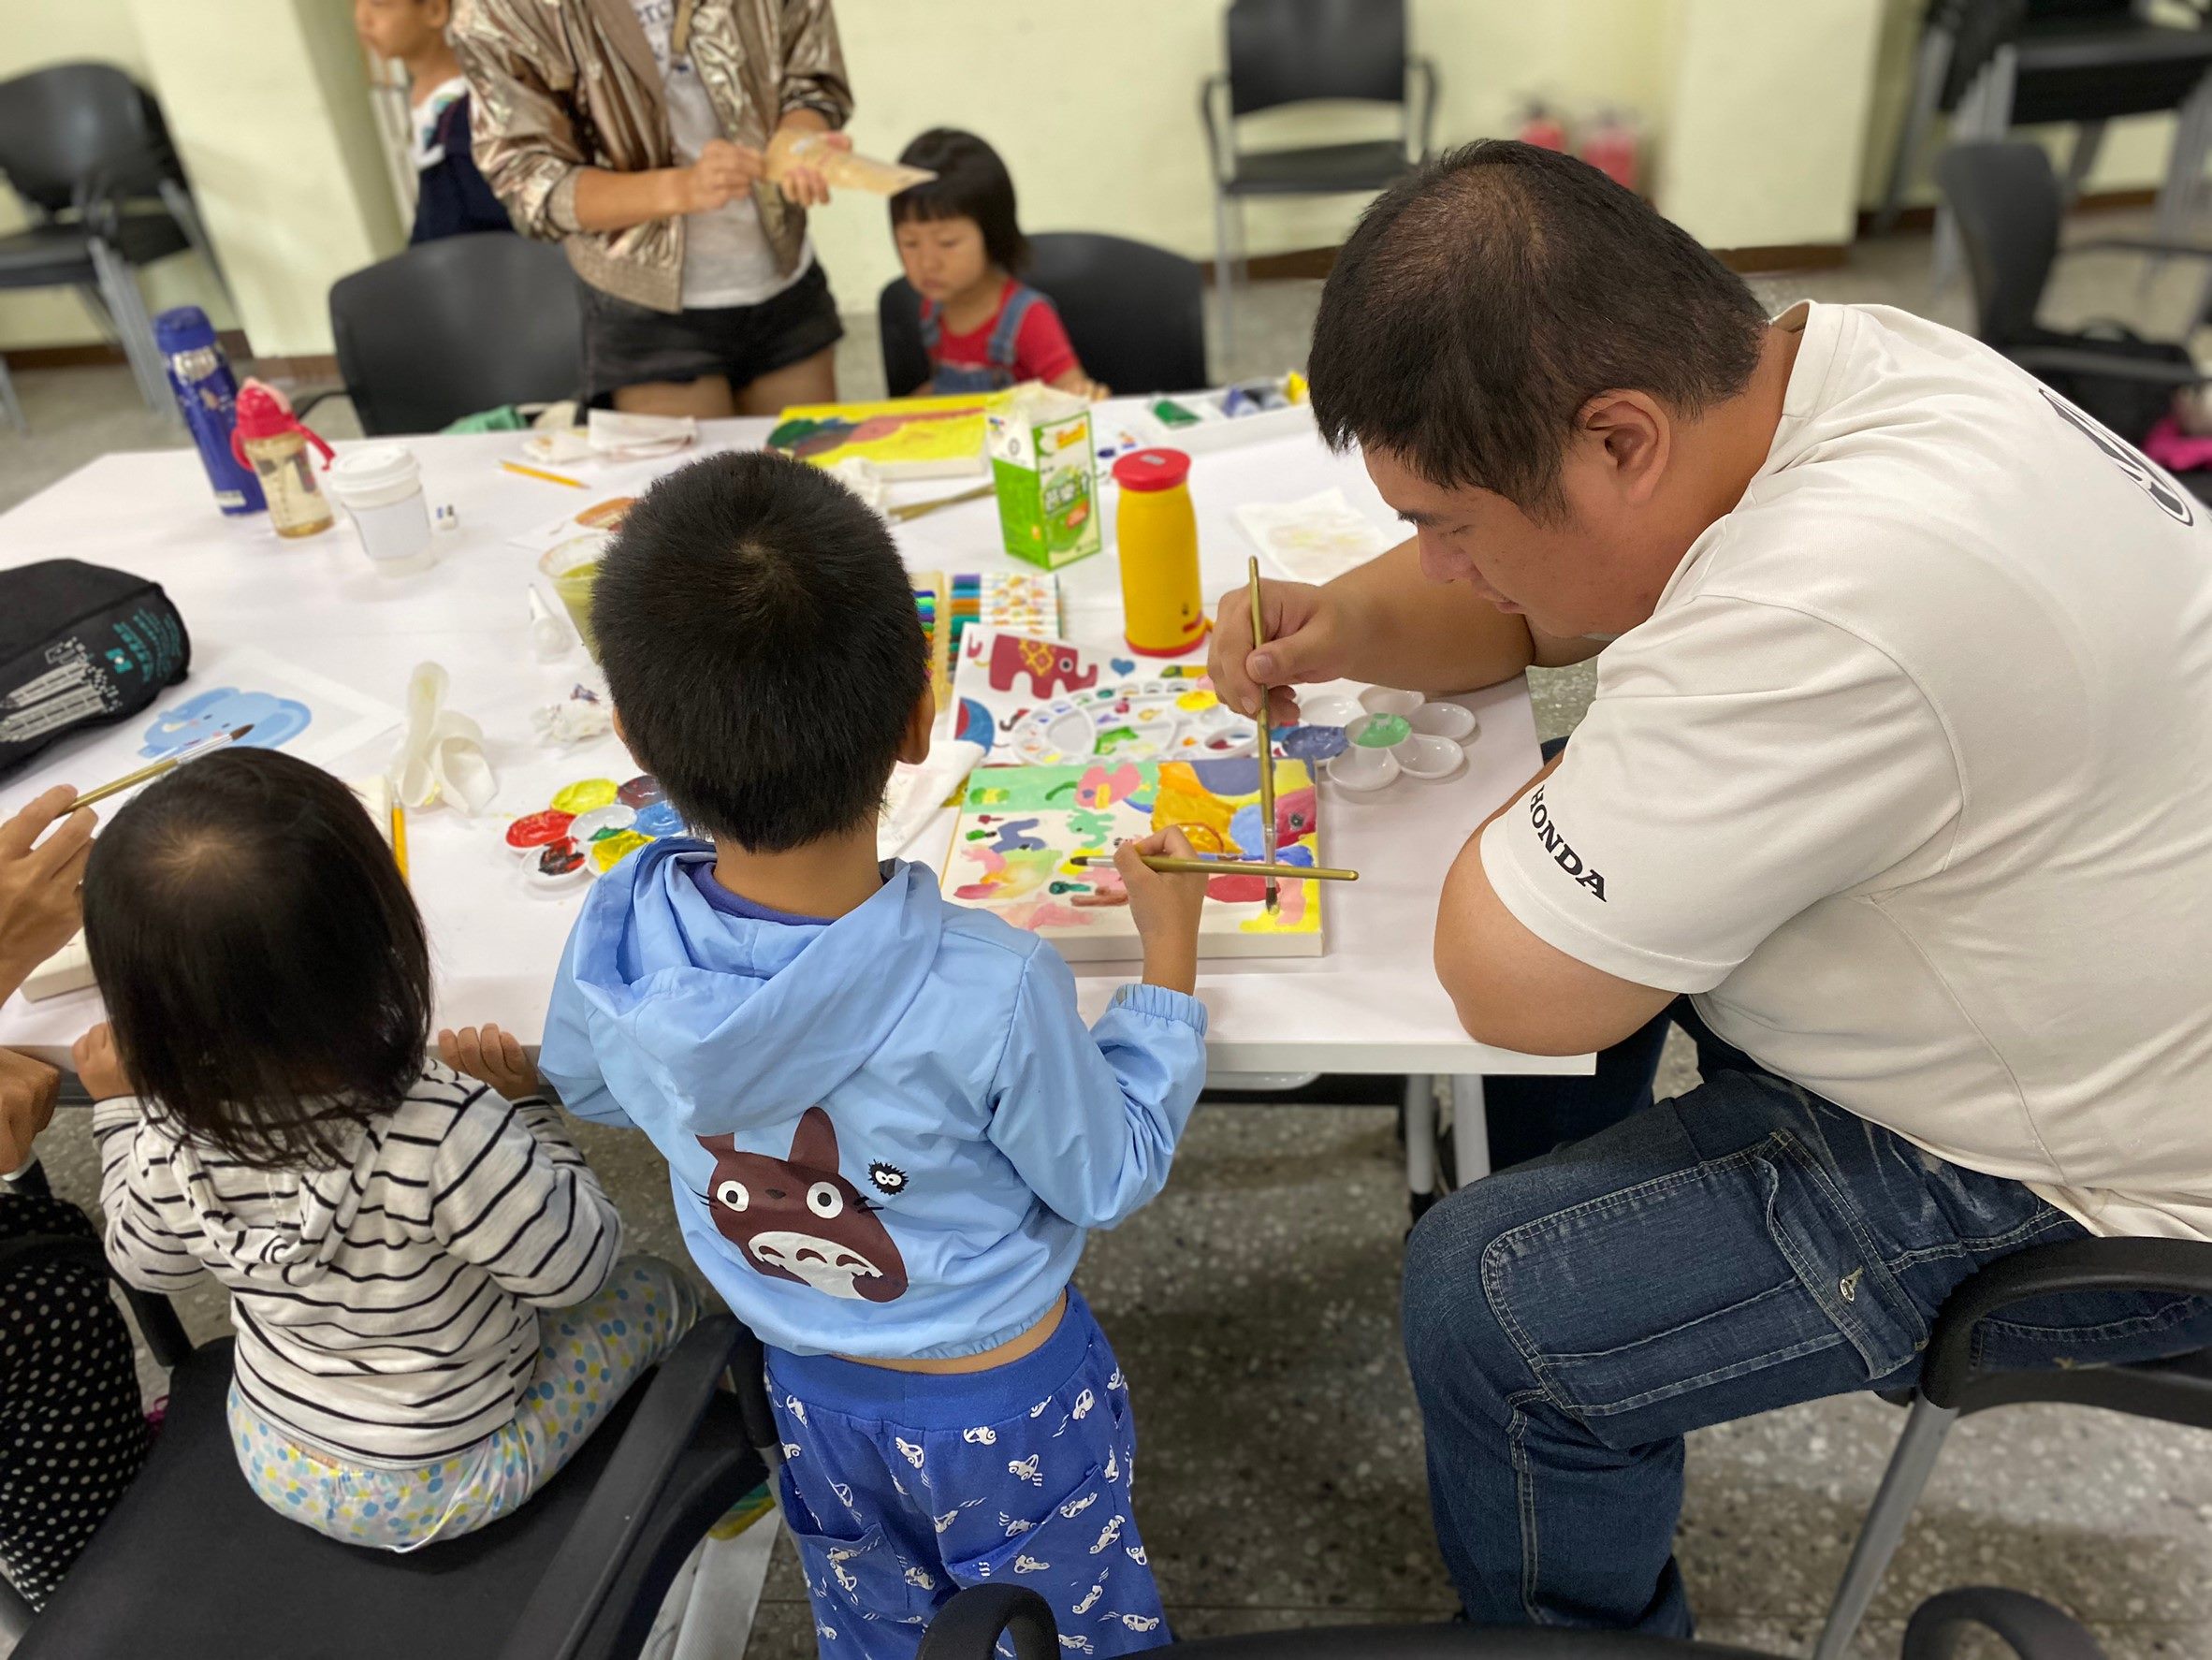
1247, 556, 1278, 911
501, 459, 587, 488
389, 803, 410, 881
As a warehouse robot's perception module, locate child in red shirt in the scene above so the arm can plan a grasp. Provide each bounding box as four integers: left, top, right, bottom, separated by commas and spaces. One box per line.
891, 129, 1105, 399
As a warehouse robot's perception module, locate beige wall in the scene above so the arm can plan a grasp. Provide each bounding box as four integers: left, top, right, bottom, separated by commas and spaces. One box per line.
808, 0, 1685, 313
1658, 0, 1884, 250
0, 1, 1930, 357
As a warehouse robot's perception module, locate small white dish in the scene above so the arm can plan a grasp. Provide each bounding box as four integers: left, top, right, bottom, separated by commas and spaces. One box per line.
1299, 692, 1361, 729
1359, 686, 1424, 721
1327, 743, 1401, 792
1411, 702, 1477, 742
1395, 733, 1465, 781
569, 803, 637, 843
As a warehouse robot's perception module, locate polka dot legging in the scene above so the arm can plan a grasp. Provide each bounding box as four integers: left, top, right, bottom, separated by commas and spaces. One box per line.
0, 1193, 152, 1609
227, 1256, 698, 1551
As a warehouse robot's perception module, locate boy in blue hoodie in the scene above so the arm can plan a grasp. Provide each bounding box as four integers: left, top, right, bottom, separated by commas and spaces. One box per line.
539, 452, 1211, 1658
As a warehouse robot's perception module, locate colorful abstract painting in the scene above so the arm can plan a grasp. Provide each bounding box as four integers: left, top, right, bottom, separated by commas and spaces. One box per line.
943, 757, 1323, 961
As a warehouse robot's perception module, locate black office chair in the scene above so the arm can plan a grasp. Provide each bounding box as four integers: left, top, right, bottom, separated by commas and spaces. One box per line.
879, 232, 1208, 399
1876, 0, 2212, 284
0, 63, 226, 420
1199, 0, 1437, 349
1934, 139, 2212, 479
318, 233, 585, 435
0, 1232, 776, 1660
921, 1583, 2108, 1659
1810, 1237, 2212, 1660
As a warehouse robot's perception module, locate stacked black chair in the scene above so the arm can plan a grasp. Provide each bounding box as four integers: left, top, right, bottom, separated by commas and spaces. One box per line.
0, 63, 226, 420
1199, 0, 1436, 350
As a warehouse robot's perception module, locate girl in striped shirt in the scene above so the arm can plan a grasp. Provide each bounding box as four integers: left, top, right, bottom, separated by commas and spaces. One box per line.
78, 748, 696, 1550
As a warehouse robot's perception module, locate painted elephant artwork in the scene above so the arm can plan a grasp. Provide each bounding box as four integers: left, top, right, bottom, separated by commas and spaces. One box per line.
988, 633, 1098, 698
140, 687, 313, 758
696, 1109, 909, 1303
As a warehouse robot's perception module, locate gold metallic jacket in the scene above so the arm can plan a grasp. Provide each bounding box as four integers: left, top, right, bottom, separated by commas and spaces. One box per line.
452, 0, 852, 313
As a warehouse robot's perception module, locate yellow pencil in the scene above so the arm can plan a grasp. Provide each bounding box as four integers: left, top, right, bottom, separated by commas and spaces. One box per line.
389, 803, 410, 881
502, 459, 588, 488
1069, 854, 1357, 882
1247, 556, 1278, 910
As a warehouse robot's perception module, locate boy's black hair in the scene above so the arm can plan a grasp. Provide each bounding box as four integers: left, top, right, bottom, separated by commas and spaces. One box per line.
82, 748, 430, 1171
591, 451, 928, 853
1307, 139, 1768, 518
891, 128, 1029, 274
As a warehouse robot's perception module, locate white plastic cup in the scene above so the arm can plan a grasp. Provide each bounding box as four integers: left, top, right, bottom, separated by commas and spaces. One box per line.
327, 444, 433, 576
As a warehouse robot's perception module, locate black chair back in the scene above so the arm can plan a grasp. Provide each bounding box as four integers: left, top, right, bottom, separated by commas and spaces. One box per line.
878, 233, 1207, 400
0, 63, 175, 213
1225, 0, 1407, 117
328, 234, 584, 435
1932, 141, 2061, 350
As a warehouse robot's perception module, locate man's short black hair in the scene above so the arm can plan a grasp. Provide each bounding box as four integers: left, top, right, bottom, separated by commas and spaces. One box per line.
1307, 140, 1768, 517
891, 128, 1029, 274
592, 452, 927, 852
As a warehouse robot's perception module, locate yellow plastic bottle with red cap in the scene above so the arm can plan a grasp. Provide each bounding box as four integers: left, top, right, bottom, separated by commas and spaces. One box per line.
1113, 447, 1207, 656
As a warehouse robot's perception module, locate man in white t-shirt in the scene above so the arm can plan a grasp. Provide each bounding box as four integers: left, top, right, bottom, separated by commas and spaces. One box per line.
1210, 142, 2212, 1636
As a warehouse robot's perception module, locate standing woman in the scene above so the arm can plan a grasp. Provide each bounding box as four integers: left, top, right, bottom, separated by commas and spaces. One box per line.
453, 0, 852, 416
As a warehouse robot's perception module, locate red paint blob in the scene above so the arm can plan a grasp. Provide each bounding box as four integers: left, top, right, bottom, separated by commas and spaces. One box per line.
1207, 874, 1266, 903
617, 775, 664, 809
507, 810, 575, 852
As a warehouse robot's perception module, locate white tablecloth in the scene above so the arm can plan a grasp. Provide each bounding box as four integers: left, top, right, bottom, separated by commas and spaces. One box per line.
0, 402, 1590, 1079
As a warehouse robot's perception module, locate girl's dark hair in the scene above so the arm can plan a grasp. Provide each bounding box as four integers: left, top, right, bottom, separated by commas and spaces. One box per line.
891, 128, 1029, 273
82, 747, 430, 1171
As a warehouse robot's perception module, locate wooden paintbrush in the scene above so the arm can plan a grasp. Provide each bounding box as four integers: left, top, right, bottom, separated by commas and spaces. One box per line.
70, 724, 254, 810
1247, 556, 1278, 910
1069, 854, 1357, 882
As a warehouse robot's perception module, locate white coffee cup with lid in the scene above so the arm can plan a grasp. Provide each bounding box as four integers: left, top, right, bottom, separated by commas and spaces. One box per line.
327, 444, 433, 576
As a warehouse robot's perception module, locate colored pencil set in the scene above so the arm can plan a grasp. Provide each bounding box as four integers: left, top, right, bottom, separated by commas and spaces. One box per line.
912, 570, 1061, 701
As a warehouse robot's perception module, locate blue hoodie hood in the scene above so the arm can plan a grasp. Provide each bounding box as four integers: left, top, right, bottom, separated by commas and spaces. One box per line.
540, 835, 1210, 1362
555, 839, 942, 1135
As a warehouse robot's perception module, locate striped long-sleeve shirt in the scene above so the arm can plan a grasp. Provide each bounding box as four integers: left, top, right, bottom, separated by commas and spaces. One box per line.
95, 1062, 624, 1465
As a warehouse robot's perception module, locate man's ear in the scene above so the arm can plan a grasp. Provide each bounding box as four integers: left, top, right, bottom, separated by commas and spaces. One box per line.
898, 684, 937, 765
1578, 390, 1670, 503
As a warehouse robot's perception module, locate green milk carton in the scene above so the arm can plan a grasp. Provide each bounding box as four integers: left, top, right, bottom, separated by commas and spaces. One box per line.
987, 386, 1101, 569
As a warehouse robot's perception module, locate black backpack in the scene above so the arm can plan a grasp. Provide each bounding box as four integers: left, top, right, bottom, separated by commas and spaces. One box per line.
0, 561, 190, 779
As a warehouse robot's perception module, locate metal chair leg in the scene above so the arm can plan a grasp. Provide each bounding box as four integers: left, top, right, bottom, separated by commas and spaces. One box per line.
2061, 120, 2107, 204
1933, 51, 2018, 295
1448, 1075, 1491, 1189
158, 179, 236, 312
1404, 1073, 1437, 1217
90, 239, 170, 417
1875, 25, 1957, 236
0, 354, 24, 434
1812, 1397, 1961, 1660
1214, 187, 1236, 373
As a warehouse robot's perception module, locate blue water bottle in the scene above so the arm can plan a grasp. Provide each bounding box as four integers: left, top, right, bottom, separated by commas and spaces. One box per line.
154, 305, 265, 517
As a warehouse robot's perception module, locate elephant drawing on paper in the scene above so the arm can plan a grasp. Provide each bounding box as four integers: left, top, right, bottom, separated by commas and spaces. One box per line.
141, 687, 313, 758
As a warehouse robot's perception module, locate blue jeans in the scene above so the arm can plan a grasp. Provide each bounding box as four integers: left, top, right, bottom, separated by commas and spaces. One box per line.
1404, 1003, 2212, 1635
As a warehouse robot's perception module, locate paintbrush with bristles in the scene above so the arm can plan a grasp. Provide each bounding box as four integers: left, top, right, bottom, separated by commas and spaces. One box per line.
69, 724, 255, 810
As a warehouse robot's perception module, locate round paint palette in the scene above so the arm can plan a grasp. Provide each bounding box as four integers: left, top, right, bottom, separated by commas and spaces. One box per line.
506, 772, 679, 895
1007, 677, 1258, 765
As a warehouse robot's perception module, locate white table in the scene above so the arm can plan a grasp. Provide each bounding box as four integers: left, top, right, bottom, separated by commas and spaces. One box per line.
0, 401, 1591, 1187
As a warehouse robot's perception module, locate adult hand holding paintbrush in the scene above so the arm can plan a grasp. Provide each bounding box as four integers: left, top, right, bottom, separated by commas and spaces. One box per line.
0, 786, 95, 993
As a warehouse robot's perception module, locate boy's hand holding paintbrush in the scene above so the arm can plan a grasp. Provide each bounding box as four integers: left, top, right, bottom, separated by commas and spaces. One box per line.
1115, 827, 1209, 996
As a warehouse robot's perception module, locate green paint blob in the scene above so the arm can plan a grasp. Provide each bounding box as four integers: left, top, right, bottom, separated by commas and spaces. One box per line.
1356, 713, 1411, 748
